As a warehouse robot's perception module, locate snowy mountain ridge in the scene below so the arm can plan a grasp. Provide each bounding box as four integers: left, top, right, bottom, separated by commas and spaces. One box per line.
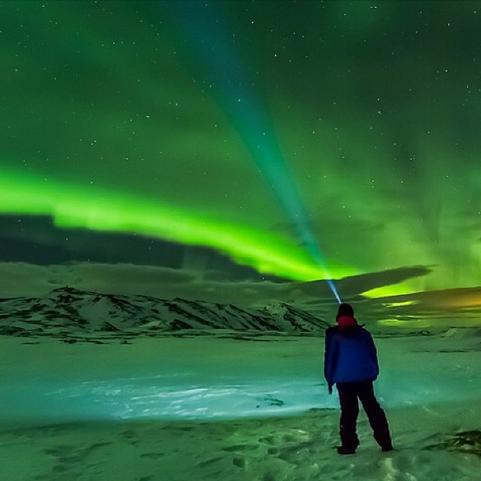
0, 287, 330, 338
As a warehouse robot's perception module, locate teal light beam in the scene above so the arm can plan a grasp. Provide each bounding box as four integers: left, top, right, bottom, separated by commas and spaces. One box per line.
170, 1, 341, 302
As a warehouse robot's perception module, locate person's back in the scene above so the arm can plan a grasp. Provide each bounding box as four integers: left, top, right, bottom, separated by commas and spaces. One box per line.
324, 303, 393, 454
324, 324, 378, 385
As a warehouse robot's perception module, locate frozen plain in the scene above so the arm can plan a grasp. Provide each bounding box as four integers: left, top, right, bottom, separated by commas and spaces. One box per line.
0, 328, 480, 481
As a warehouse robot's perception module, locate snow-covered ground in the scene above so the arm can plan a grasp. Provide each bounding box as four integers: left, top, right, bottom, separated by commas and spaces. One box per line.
1, 330, 480, 422
0, 329, 480, 480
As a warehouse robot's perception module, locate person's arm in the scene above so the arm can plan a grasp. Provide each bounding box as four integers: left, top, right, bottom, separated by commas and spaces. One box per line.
324, 329, 338, 393
366, 332, 379, 379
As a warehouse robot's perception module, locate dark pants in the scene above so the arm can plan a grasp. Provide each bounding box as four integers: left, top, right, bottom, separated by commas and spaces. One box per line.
336, 380, 392, 449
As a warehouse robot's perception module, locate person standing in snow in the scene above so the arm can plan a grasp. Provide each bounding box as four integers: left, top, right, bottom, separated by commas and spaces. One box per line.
324, 303, 393, 454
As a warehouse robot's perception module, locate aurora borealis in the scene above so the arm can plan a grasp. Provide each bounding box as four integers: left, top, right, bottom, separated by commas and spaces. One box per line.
2, 1, 481, 299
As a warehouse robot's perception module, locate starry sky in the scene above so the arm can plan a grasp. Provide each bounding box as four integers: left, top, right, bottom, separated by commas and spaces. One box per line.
1, 0, 481, 303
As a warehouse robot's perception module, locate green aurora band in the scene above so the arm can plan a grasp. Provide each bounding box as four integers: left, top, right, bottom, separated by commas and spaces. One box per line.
0, 169, 354, 282
2, 1, 481, 298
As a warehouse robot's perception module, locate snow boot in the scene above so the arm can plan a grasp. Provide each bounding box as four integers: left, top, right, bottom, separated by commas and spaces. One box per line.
336, 445, 357, 455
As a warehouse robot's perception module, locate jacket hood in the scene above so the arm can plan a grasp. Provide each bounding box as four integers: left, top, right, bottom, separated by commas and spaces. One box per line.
336, 315, 358, 329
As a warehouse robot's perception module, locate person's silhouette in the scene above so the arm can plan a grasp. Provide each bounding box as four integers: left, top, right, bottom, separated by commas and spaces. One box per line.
324, 303, 393, 454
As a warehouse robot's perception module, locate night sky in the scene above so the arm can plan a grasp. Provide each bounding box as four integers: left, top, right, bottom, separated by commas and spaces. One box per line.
2, 1, 481, 301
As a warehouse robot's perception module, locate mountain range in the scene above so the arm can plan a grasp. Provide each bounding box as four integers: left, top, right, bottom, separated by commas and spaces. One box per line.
0, 287, 330, 339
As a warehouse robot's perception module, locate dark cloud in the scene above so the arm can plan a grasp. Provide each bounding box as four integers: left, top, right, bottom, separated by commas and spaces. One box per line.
0, 261, 432, 306
0, 215, 283, 283
335, 265, 433, 299
0, 215, 183, 267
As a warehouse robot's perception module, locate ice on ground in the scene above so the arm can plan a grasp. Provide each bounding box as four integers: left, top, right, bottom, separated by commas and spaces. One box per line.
0, 330, 480, 480
0, 331, 479, 422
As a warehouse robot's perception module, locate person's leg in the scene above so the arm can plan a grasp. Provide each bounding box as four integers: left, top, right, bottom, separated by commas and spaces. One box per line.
358, 380, 393, 450
336, 382, 360, 450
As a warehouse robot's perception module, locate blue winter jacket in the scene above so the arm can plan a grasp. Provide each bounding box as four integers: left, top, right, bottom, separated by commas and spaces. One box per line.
324, 325, 379, 386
